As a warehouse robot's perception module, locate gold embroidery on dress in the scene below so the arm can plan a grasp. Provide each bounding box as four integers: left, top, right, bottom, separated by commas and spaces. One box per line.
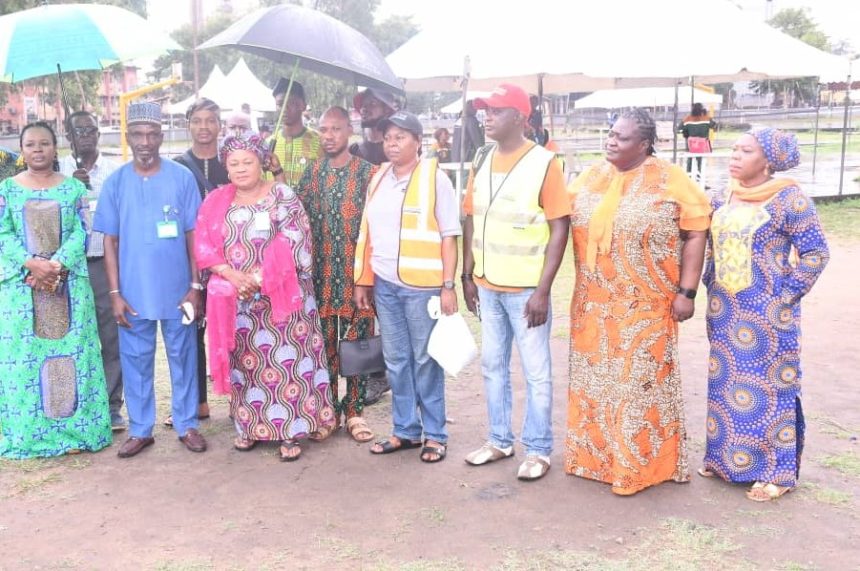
41, 356, 77, 419
711, 203, 771, 294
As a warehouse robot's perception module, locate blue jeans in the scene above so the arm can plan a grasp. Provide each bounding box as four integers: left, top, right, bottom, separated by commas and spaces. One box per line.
477, 285, 553, 456
119, 316, 199, 438
373, 277, 447, 444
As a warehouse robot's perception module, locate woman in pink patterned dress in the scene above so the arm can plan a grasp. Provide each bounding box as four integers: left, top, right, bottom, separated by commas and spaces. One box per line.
195, 135, 335, 461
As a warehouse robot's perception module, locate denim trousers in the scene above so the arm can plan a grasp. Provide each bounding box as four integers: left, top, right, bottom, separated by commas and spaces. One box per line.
477, 285, 553, 456
373, 277, 447, 444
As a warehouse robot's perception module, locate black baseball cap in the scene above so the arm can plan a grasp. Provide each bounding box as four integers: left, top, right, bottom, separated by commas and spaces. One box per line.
378, 111, 423, 139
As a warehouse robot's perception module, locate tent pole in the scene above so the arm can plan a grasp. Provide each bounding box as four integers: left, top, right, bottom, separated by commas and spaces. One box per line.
838, 61, 853, 196
672, 80, 680, 162
456, 56, 471, 211
812, 82, 821, 178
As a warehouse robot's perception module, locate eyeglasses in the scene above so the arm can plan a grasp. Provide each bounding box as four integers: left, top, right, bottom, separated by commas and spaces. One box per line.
71, 126, 98, 136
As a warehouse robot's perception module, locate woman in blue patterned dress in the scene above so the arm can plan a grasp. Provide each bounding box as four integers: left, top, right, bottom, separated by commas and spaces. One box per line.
700, 128, 829, 501
0, 122, 111, 458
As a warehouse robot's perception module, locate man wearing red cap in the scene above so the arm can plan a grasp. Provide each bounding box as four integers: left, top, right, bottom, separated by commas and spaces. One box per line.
461, 83, 570, 481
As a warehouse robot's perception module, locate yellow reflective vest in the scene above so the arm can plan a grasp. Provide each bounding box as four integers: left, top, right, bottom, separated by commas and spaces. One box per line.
471, 144, 554, 287
354, 159, 443, 288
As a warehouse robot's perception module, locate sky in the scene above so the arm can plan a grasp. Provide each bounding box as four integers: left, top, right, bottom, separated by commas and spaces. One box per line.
145, 0, 857, 53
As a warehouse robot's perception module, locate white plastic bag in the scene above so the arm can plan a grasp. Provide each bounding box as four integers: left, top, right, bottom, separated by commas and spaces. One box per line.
427, 302, 478, 377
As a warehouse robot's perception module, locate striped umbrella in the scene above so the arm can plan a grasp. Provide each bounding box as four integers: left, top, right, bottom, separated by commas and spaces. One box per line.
0, 3, 181, 83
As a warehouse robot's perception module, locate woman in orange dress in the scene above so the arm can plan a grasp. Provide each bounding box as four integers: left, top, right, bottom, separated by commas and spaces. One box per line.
564, 108, 711, 496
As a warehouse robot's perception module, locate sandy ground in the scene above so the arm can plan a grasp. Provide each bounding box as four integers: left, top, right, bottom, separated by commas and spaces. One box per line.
1, 238, 858, 571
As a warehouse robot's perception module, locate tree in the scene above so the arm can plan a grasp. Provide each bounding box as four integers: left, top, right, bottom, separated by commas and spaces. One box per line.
750, 8, 832, 107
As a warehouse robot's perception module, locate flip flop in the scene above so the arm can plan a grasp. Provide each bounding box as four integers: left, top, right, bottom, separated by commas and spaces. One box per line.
346, 417, 374, 443
233, 436, 257, 452
420, 440, 447, 463
746, 482, 793, 502
370, 436, 422, 455
279, 440, 302, 462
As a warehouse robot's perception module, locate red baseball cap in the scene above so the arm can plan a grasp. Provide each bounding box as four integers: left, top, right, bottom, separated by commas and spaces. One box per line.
473, 84, 531, 117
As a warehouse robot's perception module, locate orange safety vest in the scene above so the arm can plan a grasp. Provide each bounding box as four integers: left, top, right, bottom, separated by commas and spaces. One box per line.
354, 159, 443, 288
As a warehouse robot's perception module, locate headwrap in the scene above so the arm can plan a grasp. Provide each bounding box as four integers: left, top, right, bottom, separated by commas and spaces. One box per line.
219, 134, 270, 165
185, 97, 220, 121
749, 127, 800, 172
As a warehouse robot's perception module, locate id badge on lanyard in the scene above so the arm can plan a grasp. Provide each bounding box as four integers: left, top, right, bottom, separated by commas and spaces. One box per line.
156, 204, 179, 239
253, 210, 270, 232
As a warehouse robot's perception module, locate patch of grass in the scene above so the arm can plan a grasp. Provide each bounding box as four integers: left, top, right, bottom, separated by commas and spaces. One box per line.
7, 471, 62, 497
491, 518, 745, 571
776, 562, 819, 571
809, 413, 860, 441
800, 482, 854, 507
150, 561, 214, 571
817, 452, 860, 478
369, 560, 467, 571
816, 198, 860, 240
419, 506, 447, 526
493, 548, 626, 571
0, 458, 54, 474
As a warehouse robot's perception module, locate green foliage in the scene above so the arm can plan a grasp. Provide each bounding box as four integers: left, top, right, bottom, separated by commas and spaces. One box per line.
749, 8, 836, 107
767, 8, 830, 50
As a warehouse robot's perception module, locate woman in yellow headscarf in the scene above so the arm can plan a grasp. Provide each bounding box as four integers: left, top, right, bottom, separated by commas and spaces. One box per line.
564, 108, 711, 496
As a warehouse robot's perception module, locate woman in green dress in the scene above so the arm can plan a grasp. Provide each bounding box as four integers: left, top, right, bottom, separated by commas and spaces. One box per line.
0, 121, 111, 459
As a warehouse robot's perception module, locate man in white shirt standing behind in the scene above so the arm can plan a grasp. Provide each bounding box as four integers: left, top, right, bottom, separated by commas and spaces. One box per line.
60, 111, 124, 431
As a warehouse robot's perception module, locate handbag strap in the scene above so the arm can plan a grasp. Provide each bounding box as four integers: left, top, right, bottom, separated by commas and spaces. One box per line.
338, 305, 372, 344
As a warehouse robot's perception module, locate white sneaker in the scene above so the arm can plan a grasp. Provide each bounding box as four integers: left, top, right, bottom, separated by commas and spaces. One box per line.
517, 454, 551, 480
465, 442, 514, 466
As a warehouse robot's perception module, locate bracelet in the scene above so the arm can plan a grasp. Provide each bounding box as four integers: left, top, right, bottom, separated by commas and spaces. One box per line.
461, 273, 473, 281
190, 282, 205, 291
677, 287, 697, 300
109, 289, 120, 295
270, 168, 284, 177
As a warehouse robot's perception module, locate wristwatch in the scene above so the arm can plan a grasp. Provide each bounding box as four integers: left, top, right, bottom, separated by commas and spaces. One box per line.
677, 286, 697, 300
442, 280, 455, 290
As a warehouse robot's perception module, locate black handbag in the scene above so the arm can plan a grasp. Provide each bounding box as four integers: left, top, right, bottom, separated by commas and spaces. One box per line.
337, 310, 386, 377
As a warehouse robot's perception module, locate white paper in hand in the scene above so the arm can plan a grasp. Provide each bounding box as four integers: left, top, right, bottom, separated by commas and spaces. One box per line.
428, 312, 478, 377
180, 301, 195, 325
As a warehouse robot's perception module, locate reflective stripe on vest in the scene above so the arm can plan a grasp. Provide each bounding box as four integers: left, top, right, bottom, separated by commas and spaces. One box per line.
472, 144, 554, 287
354, 159, 443, 288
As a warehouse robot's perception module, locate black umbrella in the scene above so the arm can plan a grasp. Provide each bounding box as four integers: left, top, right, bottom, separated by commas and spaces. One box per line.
197, 4, 403, 93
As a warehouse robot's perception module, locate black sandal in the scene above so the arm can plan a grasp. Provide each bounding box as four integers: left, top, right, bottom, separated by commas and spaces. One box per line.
420, 440, 447, 463
370, 436, 422, 455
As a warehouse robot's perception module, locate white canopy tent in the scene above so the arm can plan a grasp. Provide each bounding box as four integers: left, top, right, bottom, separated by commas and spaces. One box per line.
167, 58, 275, 116
386, 0, 849, 93
574, 86, 723, 110
387, 0, 852, 181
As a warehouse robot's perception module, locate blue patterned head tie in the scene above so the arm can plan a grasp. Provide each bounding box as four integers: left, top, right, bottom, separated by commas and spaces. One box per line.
749, 128, 800, 172
127, 101, 162, 126
219, 134, 270, 166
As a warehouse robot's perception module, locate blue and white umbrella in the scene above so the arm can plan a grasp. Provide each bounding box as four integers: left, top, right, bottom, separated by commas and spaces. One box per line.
0, 3, 181, 83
